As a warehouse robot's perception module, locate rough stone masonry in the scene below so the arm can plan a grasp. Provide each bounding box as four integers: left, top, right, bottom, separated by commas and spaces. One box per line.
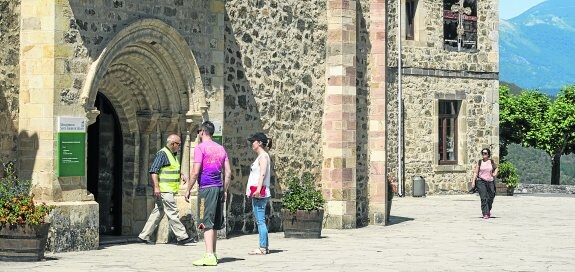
0, 0, 498, 252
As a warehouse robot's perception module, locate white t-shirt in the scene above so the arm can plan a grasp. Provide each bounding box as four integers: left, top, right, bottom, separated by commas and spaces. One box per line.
245, 152, 271, 198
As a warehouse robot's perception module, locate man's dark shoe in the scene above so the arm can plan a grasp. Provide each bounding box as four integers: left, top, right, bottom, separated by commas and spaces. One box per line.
137, 237, 155, 245
176, 236, 197, 245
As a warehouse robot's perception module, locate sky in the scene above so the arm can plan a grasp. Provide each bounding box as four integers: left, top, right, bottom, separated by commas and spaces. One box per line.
500, 0, 547, 20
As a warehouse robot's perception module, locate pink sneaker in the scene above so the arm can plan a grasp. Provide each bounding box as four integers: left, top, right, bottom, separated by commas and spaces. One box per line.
487, 211, 491, 217
483, 215, 489, 219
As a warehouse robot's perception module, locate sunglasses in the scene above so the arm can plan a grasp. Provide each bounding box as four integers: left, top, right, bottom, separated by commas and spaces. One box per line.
481, 152, 488, 155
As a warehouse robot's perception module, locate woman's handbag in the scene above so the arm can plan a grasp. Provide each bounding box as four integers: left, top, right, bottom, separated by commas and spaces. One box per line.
469, 177, 483, 194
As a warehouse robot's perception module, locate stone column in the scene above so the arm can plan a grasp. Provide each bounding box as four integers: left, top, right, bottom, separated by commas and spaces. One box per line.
179, 112, 203, 195
179, 121, 202, 240
322, 0, 357, 229
368, 0, 388, 224
134, 113, 159, 235
19, 0, 98, 252
137, 113, 160, 188
181, 140, 190, 181
19, 0, 58, 201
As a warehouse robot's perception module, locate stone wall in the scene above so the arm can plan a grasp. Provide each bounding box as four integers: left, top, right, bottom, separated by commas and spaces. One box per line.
61, 0, 224, 116
515, 184, 575, 195
17, 0, 225, 250
403, 75, 498, 194
356, 0, 371, 227
387, 0, 499, 72
385, 0, 499, 195
223, 0, 326, 233
387, 73, 499, 195
0, 0, 20, 164
3, 1, 502, 248
47, 201, 99, 252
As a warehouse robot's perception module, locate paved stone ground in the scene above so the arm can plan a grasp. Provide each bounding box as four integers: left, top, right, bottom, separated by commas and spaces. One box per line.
4, 194, 575, 271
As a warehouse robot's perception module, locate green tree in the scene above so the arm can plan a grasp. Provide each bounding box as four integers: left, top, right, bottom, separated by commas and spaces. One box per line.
499, 85, 575, 185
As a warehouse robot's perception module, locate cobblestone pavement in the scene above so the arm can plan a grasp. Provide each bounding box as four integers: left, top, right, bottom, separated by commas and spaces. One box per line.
3, 194, 575, 272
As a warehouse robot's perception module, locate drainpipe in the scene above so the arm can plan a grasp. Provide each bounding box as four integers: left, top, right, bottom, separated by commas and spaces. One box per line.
397, 0, 404, 197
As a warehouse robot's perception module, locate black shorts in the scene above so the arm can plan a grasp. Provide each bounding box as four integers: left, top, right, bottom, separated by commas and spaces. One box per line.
197, 186, 225, 230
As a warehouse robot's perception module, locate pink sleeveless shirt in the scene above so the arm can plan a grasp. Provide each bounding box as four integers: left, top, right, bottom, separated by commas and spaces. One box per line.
478, 160, 494, 182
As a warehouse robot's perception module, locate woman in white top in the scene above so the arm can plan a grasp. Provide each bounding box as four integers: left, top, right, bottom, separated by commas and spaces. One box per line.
246, 132, 272, 255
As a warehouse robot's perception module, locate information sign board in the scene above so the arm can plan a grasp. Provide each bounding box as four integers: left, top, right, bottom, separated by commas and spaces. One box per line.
57, 117, 86, 177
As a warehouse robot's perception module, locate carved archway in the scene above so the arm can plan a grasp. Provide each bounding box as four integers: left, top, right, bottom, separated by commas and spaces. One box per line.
81, 19, 206, 235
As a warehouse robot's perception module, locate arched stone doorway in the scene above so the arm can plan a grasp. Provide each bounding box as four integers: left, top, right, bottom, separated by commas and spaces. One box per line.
87, 93, 123, 235
80, 19, 206, 236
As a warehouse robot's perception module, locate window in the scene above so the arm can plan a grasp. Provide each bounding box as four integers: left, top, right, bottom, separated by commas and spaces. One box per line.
443, 0, 477, 52
406, 0, 417, 40
402, 0, 426, 43
438, 100, 460, 165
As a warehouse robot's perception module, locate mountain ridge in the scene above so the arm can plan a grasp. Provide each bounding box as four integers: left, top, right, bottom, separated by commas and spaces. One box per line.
499, 0, 575, 95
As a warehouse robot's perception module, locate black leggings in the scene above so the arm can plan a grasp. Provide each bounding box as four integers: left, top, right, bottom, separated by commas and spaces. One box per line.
477, 180, 495, 216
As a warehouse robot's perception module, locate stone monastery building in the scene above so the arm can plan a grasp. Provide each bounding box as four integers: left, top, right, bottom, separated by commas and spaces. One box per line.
0, 0, 498, 251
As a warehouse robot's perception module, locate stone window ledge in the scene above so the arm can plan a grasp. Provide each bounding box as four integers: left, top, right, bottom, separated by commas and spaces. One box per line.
402, 40, 427, 48
434, 164, 467, 173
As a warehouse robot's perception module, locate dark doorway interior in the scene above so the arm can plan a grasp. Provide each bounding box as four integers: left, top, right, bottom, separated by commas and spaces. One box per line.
87, 92, 123, 235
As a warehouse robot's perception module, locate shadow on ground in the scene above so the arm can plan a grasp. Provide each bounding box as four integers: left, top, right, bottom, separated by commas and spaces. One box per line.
387, 216, 414, 226
218, 257, 245, 264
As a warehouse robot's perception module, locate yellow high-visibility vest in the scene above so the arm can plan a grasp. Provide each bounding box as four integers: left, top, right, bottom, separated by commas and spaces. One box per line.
158, 147, 180, 193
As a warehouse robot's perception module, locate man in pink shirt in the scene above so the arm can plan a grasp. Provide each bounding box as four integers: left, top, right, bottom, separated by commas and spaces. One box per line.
185, 121, 231, 266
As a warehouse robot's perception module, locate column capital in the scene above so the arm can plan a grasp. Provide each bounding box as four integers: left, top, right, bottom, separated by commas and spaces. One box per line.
137, 111, 161, 134
181, 110, 203, 135
86, 107, 100, 126
158, 112, 180, 134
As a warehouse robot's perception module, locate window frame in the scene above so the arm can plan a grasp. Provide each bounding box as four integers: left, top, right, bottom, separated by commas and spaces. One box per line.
443, 0, 478, 52
406, 0, 416, 40
438, 100, 460, 165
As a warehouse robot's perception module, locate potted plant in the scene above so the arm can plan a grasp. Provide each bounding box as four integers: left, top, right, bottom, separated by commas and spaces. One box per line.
497, 161, 519, 196
281, 172, 326, 239
0, 162, 54, 261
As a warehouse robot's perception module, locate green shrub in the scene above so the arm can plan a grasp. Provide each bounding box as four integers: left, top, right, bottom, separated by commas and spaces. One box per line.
498, 161, 519, 189
282, 172, 326, 213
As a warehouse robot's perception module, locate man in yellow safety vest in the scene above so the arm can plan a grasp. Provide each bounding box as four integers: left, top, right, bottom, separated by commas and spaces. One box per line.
138, 134, 195, 245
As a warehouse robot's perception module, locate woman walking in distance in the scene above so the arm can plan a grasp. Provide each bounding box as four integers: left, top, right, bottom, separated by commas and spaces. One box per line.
471, 148, 498, 219
245, 132, 272, 255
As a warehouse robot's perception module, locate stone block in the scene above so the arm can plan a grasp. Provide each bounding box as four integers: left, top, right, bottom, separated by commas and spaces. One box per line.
47, 201, 99, 252
323, 214, 342, 229
210, 1, 225, 13
211, 51, 224, 63
331, 189, 343, 200
61, 189, 91, 202
341, 189, 357, 202
371, 211, 385, 225
54, 45, 73, 58
156, 214, 170, 244
326, 200, 345, 216
22, 17, 42, 30
132, 220, 146, 236
370, 150, 386, 160
21, 45, 43, 59
342, 214, 356, 229
133, 197, 149, 221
